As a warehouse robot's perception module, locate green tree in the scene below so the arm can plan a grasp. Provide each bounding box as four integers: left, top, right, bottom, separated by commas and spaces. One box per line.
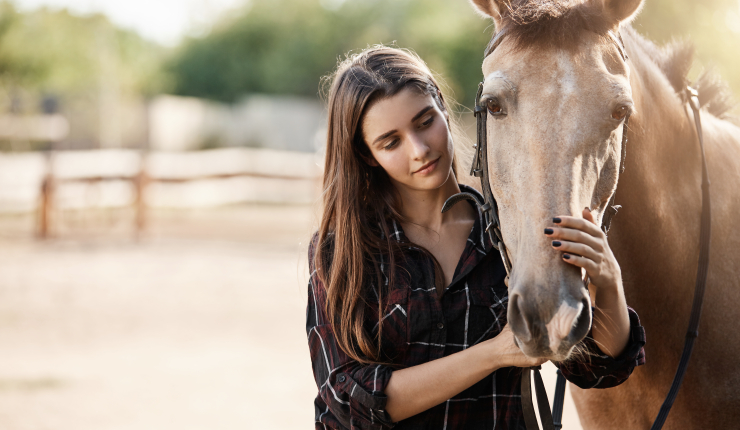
0, 1, 165, 101
166, 0, 492, 106
167, 0, 740, 109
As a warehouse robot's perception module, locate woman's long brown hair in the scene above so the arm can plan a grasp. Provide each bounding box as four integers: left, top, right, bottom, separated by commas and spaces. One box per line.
315, 46, 460, 364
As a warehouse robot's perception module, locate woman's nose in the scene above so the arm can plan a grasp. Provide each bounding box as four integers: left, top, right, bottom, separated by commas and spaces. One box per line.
408, 133, 430, 158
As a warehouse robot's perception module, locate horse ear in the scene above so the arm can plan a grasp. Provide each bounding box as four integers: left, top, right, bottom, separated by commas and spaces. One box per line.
598, 0, 645, 26
469, 0, 505, 28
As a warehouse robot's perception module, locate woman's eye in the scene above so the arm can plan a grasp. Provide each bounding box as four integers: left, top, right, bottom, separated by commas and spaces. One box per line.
384, 139, 399, 150
612, 106, 629, 121
486, 99, 504, 115
421, 116, 434, 126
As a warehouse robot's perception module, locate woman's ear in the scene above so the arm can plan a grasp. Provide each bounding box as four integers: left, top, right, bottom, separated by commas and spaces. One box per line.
364, 156, 379, 167
359, 149, 379, 167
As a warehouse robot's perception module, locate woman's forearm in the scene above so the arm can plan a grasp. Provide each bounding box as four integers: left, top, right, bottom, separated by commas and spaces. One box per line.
384, 326, 544, 422
384, 340, 496, 422
591, 282, 631, 358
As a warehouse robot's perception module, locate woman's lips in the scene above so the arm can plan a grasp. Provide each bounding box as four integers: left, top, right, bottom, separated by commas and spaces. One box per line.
414, 157, 440, 175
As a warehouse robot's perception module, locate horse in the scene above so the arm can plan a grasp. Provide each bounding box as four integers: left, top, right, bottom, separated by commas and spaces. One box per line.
465, 0, 740, 428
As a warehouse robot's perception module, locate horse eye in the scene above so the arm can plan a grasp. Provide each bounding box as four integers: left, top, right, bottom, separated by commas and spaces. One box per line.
486, 99, 503, 115
612, 106, 628, 120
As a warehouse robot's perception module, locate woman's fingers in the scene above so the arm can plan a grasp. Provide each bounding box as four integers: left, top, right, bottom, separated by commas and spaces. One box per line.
494, 325, 549, 368
561, 252, 599, 274
551, 240, 601, 263
582, 207, 597, 225
552, 214, 604, 239
544, 209, 621, 293
544, 225, 604, 252
527, 356, 549, 367
513, 349, 548, 368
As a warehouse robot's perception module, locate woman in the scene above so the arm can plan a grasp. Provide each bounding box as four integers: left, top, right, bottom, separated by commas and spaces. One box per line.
307, 46, 645, 429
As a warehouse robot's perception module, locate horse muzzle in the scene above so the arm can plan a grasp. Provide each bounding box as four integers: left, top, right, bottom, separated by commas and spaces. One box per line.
508, 283, 592, 360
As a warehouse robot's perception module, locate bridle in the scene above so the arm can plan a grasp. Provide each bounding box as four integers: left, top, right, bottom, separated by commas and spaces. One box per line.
442, 28, 630, 283
442, 28, 711, 430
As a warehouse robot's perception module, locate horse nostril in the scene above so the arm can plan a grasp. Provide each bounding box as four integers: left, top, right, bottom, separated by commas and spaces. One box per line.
508, 293, 532, 343
569, 296, 592, 344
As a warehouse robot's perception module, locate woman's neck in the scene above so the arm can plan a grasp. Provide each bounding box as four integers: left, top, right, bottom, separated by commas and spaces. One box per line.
394, 172, 468, 231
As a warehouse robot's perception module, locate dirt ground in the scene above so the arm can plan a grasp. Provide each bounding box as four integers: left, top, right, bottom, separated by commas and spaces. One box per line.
0, 204, 582, 430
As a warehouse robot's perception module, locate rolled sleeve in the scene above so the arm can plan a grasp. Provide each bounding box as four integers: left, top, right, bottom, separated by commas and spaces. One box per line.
308, 325, 396, 429
307, 236, 396, 429
556, 306, 646, 389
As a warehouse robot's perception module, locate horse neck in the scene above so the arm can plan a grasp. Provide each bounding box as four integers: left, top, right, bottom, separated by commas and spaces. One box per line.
606, 29, 706, 334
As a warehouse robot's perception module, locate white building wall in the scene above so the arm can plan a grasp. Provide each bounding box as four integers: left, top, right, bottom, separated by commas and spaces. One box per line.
148, 94, 326, 153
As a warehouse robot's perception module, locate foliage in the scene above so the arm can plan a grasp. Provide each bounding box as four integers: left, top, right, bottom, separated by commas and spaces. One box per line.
0, 1, 166, 107
3, 0, 734, 113
166, 0, 493, 107
168, 0, 740, 110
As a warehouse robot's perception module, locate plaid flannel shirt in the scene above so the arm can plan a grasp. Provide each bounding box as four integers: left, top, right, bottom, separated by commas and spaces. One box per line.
306, 185, 646, 430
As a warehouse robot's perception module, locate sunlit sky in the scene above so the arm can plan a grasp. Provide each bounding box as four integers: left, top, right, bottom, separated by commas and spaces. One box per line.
13, 0, 247, 46
12, 0, 740, 45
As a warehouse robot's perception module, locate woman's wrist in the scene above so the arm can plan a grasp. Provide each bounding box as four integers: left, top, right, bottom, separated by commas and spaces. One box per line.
591, 277, 623, 308
590, 278, 631, 357
480, 327, 546, 370
473, 338, 502, 373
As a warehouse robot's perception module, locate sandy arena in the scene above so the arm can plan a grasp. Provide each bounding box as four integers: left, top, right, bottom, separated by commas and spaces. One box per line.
0, 204, 581, 429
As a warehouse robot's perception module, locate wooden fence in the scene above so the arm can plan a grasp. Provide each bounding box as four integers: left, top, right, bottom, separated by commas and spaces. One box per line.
37, 151, 322, 239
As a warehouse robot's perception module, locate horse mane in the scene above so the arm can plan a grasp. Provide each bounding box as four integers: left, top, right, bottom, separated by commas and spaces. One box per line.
625, 27, 737, 120
491, 0, 736, 120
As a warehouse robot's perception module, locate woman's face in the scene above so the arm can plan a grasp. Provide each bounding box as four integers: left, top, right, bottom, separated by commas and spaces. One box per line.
361, 88, 454, 193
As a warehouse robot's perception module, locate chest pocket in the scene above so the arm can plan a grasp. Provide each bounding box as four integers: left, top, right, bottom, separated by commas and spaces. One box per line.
467, 287, 508, 346
370, 287, 409, 361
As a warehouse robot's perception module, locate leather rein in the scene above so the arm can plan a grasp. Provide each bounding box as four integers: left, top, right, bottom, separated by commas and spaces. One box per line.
442, 28, 711, 430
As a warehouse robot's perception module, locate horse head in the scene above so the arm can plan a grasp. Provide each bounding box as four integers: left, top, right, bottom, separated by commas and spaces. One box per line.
469, 0, 643, 360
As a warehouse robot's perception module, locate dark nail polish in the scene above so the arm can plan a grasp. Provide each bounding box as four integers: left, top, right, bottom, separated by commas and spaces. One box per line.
553, 217, 561, 224
563, 254, 571, 260
552, 241, 561, 247
544, 228, 553, 235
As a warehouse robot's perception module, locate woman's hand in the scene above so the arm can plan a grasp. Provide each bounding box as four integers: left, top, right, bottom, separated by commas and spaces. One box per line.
545, 207, 622, 294
487, 324, 547, 369
385, 323, 545, 422
544, 207, 631, 357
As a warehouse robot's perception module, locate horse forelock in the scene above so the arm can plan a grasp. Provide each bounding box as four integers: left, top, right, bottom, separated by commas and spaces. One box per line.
486, 1, 736, 120
490, 0, 613, 53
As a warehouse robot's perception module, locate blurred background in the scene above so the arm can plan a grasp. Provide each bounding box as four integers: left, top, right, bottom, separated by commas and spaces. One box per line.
0, 0, 736, 429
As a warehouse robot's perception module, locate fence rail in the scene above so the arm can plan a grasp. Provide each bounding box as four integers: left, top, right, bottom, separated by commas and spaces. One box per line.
28, 148, 322, 238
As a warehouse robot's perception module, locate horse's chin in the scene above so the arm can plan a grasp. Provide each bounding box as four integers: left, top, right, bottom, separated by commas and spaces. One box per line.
547, 348, 576, 363
507, 270, 592, 363
514, 335, 579, 363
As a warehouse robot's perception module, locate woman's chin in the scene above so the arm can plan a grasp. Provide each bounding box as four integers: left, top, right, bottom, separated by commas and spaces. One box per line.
408, 172, 453, 192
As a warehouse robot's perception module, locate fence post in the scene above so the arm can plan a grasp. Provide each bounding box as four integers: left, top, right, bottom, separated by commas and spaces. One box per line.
134, 153, 148, 239
38, 153, 54, 239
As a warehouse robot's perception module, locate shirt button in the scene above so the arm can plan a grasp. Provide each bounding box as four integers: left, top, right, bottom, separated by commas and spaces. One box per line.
338, 375, 346, 383
437, 322, 445, 329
